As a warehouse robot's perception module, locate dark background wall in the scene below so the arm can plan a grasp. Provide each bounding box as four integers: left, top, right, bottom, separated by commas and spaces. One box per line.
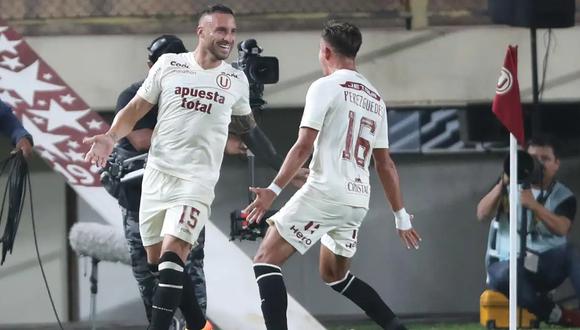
209, 108, 580, 317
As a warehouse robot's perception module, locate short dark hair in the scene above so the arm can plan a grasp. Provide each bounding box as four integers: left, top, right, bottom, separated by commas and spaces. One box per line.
321, 21, 362, 58
147, 35, 187, 64
527, 134, 561, 159
200, 4, 235, 17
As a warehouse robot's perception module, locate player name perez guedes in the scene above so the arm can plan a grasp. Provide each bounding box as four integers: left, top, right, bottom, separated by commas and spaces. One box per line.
343, 91, 385, 117
175, 86, 225, 114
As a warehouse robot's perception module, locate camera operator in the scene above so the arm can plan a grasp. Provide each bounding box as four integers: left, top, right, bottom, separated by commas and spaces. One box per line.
477, 135, 580, 326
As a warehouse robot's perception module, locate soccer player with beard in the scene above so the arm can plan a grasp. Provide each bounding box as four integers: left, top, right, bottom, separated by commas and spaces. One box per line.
85, 4, 305, 330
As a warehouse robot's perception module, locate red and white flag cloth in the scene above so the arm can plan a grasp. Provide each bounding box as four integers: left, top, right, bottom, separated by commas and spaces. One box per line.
493, 45, 525, 330
492, 45, 525, 146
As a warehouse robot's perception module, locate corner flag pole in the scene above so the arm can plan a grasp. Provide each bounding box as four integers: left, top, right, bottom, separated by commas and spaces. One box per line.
492, 45, 524, 330
509, 134, 518, 330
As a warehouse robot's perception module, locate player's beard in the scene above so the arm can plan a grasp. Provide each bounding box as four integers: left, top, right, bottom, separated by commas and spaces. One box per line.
210, 41, 232, 61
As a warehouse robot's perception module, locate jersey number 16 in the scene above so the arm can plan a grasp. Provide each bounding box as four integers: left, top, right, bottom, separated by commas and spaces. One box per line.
342, 110, 376, 167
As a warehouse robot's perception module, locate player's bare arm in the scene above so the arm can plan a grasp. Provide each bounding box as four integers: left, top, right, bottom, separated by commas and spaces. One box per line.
230, 113, 257, 134
373, 148, 421, 249
84, 95, 154, 167
231, 113, 310, 187
243, 127, 317, 224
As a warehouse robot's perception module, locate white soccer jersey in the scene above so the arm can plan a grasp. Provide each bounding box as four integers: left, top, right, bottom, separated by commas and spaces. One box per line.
136, 52, 251, 205
300, 69, 388, 208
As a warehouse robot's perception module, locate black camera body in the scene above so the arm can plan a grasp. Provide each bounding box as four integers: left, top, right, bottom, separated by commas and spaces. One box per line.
232, 39, 279, 110
100, 151, 147, 198
100, 151, 125, 198
503, 150, 544, 186
230, 209, 278, 241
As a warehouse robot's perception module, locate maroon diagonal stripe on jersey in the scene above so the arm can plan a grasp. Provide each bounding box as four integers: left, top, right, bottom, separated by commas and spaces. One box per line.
0, 20, 109, 187
339, 81, 381, 101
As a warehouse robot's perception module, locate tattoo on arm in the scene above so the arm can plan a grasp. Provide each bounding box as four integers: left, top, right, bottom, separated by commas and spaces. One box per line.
229, 114, 257, 135
106, 132, 119, 143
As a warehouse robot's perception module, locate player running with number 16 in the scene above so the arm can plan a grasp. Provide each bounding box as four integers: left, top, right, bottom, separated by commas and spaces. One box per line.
244, 21, 422, 330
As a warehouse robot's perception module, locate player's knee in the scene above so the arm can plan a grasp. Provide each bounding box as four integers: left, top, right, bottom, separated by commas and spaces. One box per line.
319, 265, 349, 284
146, 253, 160, 265
144, 242, 162, 264
325, 271, 354, 293
253, 249, 271, 264
253, 240, 273, 263
162, 238, 191, 262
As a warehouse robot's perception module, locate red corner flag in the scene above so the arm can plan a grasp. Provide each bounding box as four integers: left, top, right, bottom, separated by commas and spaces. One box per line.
492, 45, 525, 145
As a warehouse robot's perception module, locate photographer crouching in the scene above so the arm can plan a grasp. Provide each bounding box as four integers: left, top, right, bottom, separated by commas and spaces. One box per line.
477, 135, 580, 326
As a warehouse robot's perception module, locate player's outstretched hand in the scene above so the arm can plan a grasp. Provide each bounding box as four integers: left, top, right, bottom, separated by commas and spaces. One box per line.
290, 168, 310, 188
83, 134, 115, 167
243, 187, 277, 224
398, 226, 421, 250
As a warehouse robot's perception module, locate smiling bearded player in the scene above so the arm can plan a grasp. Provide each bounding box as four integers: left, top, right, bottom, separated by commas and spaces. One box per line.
84, 4, 307, 330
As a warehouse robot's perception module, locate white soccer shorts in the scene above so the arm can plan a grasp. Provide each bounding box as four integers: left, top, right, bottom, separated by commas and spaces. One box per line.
139, 167, 209, 247
267, 189, 367, 258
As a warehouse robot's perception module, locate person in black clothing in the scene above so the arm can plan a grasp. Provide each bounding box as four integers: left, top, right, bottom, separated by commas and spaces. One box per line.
0, 100, 33, 158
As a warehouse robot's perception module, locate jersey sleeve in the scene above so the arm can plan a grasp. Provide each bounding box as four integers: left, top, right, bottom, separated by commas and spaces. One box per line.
300, 79, 335, 131
136, 55, 166, 105
374, 101, 389, 149
231, 72, 252, 116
